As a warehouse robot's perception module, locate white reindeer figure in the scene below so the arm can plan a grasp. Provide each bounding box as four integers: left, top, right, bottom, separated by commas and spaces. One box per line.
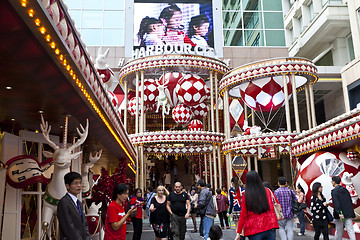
40, 116, 89, 238
86, 202, 104, 240
94, 48, 118, 92
155, 79, 171, 118
82, 149, 102, 199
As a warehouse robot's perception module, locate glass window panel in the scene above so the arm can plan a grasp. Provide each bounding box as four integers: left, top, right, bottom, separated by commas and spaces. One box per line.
64, 0, 81, 9
263, 0, 282, 11
82, 0, 102, 9
347, 36, 355, 61
81, 29, 102, 46
243, 12, 262, 29
223, 29, 244, 46
264, 12, 284, 29
104, 0, 125, 10
104, 11, 124, 28
68, 10, 81, 27
265, 30, 285, 46
243, 0, 261, 11
245, 29, 264, 46
222, 0, 242, 11
82, 10, 103, 28
223, 11, 243, 29
103, 29, 124, 46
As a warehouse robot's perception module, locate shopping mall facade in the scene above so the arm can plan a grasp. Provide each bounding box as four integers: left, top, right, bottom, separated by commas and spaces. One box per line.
0, 0, 359, 238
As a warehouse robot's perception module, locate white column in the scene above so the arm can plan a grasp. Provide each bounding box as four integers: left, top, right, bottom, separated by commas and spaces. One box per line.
254, 155, 258, 172
210, 71, 215, 132
223, 90, 232, 186
135, 72, 139, 134
251, 109, 255, 126
283, 75, 292, 132
215, 72, 220, 133
204, 154, 208, 183
305, 84, 312, 129
226, 154, 232, 188
217, 146, 222, 187
135, 146, 139, 188
212, 146, 217, 190
140, 145, 144, 192
309, 84, 317, 127
209, 153, 213, 187
124, 80, 128, 131
247, 156, 251, 171
291, 73, 300, 133
140, 71, 145, 133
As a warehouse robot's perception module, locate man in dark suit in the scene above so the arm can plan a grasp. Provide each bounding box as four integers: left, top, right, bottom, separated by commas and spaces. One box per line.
331, 176, 356, 240
57, 172, 90, 240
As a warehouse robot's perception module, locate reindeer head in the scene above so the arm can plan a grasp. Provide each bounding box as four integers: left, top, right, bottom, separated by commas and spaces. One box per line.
41, 116, 89, 169
94, 48, 110, 69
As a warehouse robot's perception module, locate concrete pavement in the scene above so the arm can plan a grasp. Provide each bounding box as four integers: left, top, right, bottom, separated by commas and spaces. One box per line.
125, 217, 344, 239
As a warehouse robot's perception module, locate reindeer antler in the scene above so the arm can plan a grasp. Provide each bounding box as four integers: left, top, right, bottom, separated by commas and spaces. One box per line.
89, 149, 102, 164
40, 115, 59, 150
68, 119, 89, 152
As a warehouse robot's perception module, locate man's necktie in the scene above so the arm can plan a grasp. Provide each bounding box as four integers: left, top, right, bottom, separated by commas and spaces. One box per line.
76, 200, 83, 218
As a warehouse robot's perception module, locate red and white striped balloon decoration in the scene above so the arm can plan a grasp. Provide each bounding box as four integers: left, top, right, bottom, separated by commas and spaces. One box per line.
188, 119, 203, 131
172, 104, 193, 125
191, 103, 208, 119
175, 74, 207, 107
127, 97, 147, 116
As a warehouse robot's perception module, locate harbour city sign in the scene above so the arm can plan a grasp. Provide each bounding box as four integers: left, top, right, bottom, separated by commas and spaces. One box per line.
132, 43, 216, 59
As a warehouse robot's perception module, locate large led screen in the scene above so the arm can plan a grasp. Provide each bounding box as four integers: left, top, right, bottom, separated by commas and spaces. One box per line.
133, 1, 214, 57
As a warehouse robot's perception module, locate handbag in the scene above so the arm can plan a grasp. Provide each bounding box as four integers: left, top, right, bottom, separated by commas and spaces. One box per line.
291, 192, 301, 214
325, 207, 333, 222
270, 190, 284, 220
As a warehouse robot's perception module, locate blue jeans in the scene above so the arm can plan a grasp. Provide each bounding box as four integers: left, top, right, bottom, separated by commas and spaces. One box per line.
203, 216, 214, 240
248, 229, 276, 240
278, 218, 294, 240
297, 210, 305, 234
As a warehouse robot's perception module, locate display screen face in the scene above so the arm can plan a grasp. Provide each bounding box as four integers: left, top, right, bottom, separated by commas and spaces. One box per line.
133, 1, 214, 58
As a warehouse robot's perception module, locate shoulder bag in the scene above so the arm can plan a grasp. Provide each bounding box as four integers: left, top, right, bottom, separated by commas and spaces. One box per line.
270, 190, 284, 220
291, 191, 301, 214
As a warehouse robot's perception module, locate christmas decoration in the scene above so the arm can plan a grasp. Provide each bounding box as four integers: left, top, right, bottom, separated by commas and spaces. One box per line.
158, 72, 183, 106
172, 104, 193, 125
107, 91, 118, 108
127, 97, 147, 116
175, 74, 207, 107
188, 119, 203, 131
191, 103, 208, 119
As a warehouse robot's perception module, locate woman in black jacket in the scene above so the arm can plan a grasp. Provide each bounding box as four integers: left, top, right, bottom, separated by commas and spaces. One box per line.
310, 182, 329, 240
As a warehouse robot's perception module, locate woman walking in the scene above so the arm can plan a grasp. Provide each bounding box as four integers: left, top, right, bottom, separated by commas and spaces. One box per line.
130, 188, 144, 240
296, 184, 306, 236
104, 183, 136, 240
149, 185, 170, 240
229, 176, 244, 230
216, 188, 230, 229
310, 182, 329, 240
189, 186, 199, 233
235, 171, 279, 240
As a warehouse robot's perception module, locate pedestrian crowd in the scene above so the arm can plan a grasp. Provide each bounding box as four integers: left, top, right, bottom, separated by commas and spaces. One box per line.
56, 171, 357, 240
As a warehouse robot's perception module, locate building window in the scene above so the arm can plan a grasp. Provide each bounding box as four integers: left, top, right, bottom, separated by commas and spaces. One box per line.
222, 0, 285, 46
64, 0, 125, 46
309, 2, 315, 21
347, 35, 355, 61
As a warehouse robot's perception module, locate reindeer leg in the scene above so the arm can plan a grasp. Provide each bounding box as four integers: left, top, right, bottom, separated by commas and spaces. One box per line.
42, 202, 55, 239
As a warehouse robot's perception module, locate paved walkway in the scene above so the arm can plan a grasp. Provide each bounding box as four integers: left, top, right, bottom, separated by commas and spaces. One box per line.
125, 217, 344, 239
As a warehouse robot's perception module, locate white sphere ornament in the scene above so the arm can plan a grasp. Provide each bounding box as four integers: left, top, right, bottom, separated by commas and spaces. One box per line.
175, 74, 207, 107
172, 104, 193, 125
188, 119, 204, 131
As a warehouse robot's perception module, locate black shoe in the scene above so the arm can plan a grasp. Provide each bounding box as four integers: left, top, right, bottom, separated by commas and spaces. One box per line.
191, 230, 197, 233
